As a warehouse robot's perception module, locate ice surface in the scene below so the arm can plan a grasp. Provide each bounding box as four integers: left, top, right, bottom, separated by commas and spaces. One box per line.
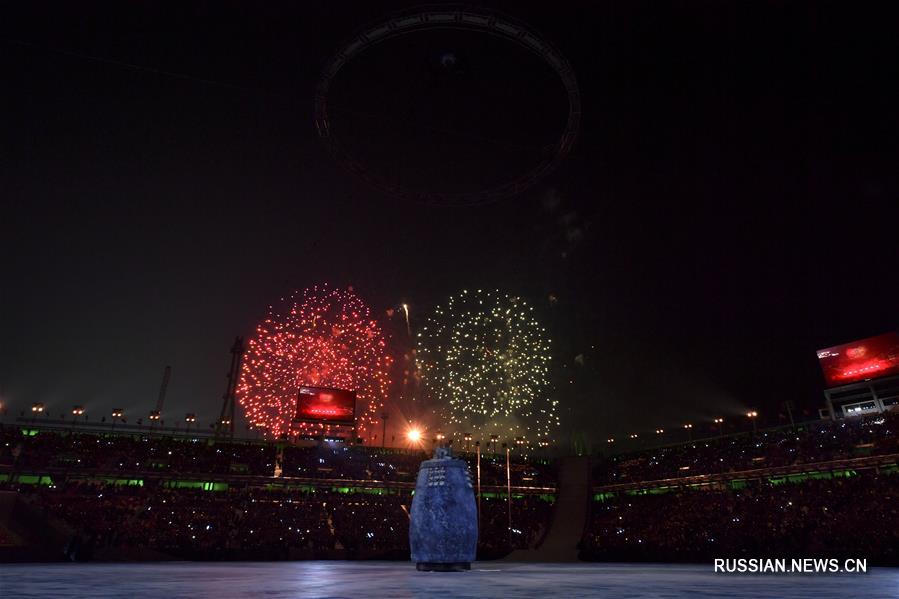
2, 561, 897, 599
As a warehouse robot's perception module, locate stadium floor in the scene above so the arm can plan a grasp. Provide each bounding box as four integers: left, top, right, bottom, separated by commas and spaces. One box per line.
3, 561, 898, 598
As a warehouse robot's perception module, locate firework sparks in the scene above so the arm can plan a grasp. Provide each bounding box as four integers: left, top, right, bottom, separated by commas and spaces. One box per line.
237, 285, 391, 439
416, 289, 558, 439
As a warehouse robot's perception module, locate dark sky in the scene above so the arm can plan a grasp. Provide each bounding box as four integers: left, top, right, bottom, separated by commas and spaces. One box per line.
2, 1, 898, 445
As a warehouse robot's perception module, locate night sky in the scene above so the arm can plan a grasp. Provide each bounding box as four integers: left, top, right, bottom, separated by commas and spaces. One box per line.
3, 1, 898, 446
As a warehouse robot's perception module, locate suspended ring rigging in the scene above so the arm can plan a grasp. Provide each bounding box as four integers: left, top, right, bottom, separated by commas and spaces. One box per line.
314, 5, 582, 206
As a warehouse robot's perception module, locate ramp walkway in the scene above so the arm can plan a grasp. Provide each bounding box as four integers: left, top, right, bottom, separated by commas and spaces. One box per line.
504, 456, 591, 562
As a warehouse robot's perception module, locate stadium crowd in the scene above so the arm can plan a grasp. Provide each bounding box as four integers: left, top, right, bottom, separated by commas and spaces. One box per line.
1, 429, 276, 476
595, 411, 899, 484
282, 444, 556, 487
2, 409, 897, 563
582, 411, 899, 565
581, 471, 899, 565
0, 425, 556, 560
3, 480, 552, 560
0, 426, 556, 488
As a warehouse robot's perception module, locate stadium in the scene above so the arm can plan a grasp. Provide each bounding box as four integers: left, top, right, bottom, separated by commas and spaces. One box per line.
2, 407, 899, 564
2, 330, 899, 595
4, 1, 899, 597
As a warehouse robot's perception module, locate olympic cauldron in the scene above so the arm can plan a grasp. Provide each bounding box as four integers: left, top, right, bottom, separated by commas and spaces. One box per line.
409, 446, 478, 571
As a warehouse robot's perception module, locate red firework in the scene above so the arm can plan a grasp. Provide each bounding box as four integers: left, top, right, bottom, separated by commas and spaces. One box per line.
237, 285, 391, 439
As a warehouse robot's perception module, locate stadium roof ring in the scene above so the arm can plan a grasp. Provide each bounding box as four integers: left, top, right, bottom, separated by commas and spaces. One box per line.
314, 5, 582, 207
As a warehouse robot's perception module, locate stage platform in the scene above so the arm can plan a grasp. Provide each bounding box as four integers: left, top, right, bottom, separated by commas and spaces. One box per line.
3, 561, 898, 598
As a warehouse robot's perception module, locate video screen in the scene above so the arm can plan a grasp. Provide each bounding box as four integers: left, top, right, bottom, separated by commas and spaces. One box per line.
295, 386, 356, 423
817, 332, 899, 387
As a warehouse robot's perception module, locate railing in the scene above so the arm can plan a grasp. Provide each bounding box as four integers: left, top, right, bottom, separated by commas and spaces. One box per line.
9, 418, 261, 442
3, 420, 558, 459
0, 465, 556, 495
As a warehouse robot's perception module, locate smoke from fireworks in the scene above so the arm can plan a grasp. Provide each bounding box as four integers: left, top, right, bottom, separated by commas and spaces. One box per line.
416, 289, 557, 439
237, 285, 390, 438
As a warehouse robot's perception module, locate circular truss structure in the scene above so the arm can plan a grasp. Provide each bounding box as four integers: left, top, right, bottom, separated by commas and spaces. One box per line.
314, 5, 582, 206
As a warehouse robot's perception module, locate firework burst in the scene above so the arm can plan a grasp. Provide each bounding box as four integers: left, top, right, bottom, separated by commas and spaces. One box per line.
237, 285, 390, 439
416, 289, 557, 439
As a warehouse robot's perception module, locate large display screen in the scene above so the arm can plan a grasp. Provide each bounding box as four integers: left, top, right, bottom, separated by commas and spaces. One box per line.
295, 386, 356, 423
817, 333, 899, 387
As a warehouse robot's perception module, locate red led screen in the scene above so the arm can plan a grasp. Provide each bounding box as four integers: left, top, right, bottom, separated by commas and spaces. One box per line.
817, 333, 899, 387
295, 386, 356, 423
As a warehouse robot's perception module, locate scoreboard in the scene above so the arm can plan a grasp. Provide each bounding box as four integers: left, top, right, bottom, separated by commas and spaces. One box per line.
295, 386, 356, 424
817, 333, 899, 387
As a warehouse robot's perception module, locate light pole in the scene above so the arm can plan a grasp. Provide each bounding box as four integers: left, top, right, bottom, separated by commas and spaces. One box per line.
475, 441, 481, 538
714, 417, 724, 437
31, 403, 45, 425
185, 413, 196, 433
505, 444, 512, 549
72, 406, 85, 430
463, 432, 472, 453
683, 423, 693, 442
490, 434, 498, 455
538, 437, 550, 456
747, 411, 758, 435
149, 410, 161, 430
111, 409, 123, 432
783, 400, 795, 428
514, 436, 525, 453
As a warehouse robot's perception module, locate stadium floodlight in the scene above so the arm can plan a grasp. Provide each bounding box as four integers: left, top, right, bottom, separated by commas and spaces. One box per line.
747, 411, 759, 434
607, 438, 615, 443
110, 409, 124, 432
72, 406, 85, 416
407, 428, 422, 442
31, 402, 45, 413
655, 428, 664, 434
